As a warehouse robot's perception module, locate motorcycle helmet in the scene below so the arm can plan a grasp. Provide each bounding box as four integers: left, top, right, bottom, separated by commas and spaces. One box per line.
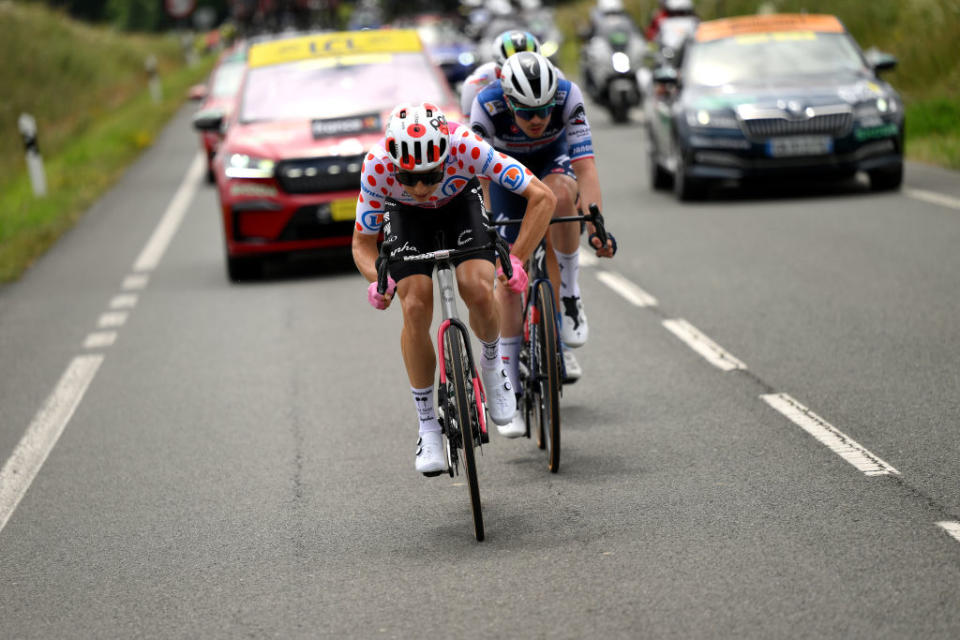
493, 30, 541, 66
384, 103, 450, 172
500, 52, 558, 108
663, 0, 695, 15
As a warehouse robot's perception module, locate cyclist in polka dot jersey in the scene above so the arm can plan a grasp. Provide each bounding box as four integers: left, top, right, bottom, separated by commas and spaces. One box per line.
352, 103, 556, 476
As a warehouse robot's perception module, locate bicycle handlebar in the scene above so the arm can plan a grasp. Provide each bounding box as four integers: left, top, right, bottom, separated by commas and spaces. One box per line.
375, 227, 513, 295
489, 202, 610, 250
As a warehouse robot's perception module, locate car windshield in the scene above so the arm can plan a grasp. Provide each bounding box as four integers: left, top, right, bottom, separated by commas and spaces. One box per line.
685, 32, 867, 86
211, 61, 246, 98
240, 52, 448, 122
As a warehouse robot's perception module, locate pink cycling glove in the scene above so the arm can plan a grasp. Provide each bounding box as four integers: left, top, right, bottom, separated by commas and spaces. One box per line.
497, 254, 528, 294
367, 277, 396, 310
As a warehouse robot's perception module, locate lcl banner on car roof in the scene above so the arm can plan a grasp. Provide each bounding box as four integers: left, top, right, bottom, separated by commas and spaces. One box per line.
249, 30, 423, 68
696, 14, 844, 42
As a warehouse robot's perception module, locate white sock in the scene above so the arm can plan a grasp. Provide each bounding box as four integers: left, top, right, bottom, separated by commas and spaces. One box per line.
501, 336, 522, 395
412, 385, 441, 434
555, 248, 580, 298
479, 336, 501, 371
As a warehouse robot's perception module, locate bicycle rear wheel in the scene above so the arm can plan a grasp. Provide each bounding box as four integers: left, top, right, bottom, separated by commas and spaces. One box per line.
443, 327, 484, 541
534, 281, 562, 473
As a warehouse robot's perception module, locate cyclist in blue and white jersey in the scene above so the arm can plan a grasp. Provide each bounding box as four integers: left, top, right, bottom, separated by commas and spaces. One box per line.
460, 30, 542, 118
470, 51, 616, 437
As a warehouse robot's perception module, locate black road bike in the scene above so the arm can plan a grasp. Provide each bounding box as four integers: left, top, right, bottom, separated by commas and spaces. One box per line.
376, 228, 514, 542
492, 204, 609, 473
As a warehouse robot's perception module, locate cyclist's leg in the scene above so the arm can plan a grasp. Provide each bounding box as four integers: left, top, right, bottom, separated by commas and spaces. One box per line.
384, 203, 445, 473
449, 182, 517, 425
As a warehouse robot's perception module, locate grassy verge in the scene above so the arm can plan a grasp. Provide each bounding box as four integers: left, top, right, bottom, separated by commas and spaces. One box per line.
553, 0, 960, 170
0, 3, 214, 282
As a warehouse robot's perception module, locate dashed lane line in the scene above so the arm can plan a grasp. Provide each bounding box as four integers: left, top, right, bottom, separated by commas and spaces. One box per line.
595, 270, 658, 307
904, 187, 960, 211
0, 154, 202, 535
937, 522, 960, 544
0, 355, 104, 532
761, 393, 899, 477
662, 318, 747, 371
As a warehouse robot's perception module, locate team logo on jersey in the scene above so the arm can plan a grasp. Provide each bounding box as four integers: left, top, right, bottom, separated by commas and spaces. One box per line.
441, 175, 468, 197
498, 164, 525, 191
360, 210, 383, 231
484, 99, 507, 116
569, 103, 587, 126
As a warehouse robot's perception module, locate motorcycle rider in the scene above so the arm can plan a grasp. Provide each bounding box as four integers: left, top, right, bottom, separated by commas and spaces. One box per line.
470, 52, 617, 437
645, 0, 697, 41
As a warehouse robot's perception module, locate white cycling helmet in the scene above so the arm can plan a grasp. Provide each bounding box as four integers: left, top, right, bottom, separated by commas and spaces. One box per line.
492, 30, 541, 66
598, 0, 625, 13
384, 103, 450, 172
500, 51, 558, 108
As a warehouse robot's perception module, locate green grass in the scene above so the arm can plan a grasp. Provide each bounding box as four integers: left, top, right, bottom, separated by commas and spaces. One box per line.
0, 3, 214, 282
553, 0, 960, 169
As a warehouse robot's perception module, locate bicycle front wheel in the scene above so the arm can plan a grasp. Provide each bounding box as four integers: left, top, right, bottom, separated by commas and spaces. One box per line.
534, 281, 562, 473
444, 327, 484, 541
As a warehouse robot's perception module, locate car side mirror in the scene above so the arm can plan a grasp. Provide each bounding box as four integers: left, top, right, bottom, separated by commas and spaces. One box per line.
192, 108, 225, 132
864, 47, 897, 73
188, 84, 209, 101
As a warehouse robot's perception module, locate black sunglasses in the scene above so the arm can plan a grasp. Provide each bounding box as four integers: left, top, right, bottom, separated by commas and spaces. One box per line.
395, 168, 445, 187
507, 97, 555, 121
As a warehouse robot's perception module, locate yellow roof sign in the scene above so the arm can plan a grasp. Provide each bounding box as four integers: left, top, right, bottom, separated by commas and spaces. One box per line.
696, 14, 845, 42
249, 29, 423, 68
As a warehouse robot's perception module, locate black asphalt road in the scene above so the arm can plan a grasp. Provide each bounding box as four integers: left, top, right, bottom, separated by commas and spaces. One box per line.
2, 103, 959, 638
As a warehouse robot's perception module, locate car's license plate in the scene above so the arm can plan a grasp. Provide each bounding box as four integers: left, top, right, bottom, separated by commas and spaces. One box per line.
330, 197, 356, 221
766, 136, 833, 157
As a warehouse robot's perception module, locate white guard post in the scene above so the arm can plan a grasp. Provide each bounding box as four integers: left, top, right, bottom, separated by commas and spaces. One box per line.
18, 113, 47, 198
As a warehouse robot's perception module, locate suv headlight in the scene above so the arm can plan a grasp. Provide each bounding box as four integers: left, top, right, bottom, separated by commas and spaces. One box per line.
687, 109, 739, 130
225, 153, 276, 179
855, 96, 900, 125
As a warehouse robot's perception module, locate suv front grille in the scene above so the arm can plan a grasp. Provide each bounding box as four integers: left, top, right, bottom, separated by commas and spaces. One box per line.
741, 112, 853, 140
275, 155, 364, 194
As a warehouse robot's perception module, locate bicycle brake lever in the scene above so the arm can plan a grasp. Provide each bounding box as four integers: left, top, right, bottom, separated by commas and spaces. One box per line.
491, 230, 513, 281
588, 203, 608, 248
376, 241, 392, 295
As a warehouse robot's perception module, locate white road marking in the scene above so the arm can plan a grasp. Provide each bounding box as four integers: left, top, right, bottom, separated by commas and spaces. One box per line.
904, 187, 960, 211
133, 153, 204, 272
83, 331, 117, 349
0, 355, 104, 533
122, 274, 149, 290
97, 311, 128, 328
109, 294, 138, 310
761, 393, 899, 476
662, 318, 747, 371
937, 522, 960, 544
579, 251, 598, 267
596, 271, 658, 307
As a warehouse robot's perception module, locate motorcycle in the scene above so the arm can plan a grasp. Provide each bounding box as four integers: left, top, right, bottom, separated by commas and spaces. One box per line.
580, 17, 645, 123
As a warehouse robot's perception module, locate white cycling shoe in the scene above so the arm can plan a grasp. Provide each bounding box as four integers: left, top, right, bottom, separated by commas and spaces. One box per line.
480, 365, 516, 425
497, 407, 527, 439
561, 295, 589, 348
563, 349, 582, 384
415, 431, 447, 476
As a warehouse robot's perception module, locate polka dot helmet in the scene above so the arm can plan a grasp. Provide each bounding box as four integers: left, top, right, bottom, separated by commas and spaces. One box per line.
493, 30, 541, 67
384, 103, 450, 172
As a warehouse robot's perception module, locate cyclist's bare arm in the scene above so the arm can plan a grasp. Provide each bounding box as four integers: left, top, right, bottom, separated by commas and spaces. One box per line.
352, 228, 381, 285
508, 176, 556, 265
571, 157, 614, 258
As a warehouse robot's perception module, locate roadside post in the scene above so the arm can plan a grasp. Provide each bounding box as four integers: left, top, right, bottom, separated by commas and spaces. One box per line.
145, 55, 163, 104
18, 113, 47, 198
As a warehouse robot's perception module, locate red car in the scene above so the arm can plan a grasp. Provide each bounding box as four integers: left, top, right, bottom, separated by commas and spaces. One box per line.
189, 44, 248, 182
193, 29, 462, 280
